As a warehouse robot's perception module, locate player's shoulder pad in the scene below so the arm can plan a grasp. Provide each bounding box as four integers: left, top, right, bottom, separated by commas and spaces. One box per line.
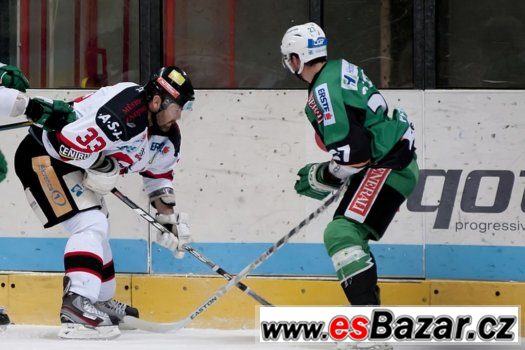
95, 85, 149, 142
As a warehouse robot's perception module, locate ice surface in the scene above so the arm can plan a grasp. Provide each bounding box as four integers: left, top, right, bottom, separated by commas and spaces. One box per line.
0, 325, 523, 350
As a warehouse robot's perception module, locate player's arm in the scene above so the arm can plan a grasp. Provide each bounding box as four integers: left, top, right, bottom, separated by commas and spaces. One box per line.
142, 168, 192, 260
323, 78, 372, 180
141, 128, 191, 258
0, 64, 76, 129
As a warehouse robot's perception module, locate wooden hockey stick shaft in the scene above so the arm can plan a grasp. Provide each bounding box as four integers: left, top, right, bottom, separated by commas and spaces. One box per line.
110, 188, 274, 306
121, 182, 347, 333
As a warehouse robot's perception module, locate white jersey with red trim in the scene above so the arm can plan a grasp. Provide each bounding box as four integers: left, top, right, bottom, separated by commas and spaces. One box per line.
39, 82, 181, 195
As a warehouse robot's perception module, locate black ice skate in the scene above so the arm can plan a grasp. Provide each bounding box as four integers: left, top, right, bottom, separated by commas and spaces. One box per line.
95, 299, 139, 330
0, 306, 10, 331
58, 277, 120, 339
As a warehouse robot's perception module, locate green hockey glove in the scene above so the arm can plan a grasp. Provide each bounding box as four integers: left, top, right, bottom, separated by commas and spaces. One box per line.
0, 63, 30, 92
25, 97, 77, 131
0, 150, 7, 183
294, 162, 341, 200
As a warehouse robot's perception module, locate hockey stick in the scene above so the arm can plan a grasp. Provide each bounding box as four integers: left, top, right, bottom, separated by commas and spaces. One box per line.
122, 182, 347, 333
110, 188, 273, 306
0, 120, 32, 131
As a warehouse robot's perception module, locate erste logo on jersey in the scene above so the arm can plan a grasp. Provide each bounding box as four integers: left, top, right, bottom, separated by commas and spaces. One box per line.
96, 113, 124, 141
314, 83, 336, 126
341, 60, 358, 91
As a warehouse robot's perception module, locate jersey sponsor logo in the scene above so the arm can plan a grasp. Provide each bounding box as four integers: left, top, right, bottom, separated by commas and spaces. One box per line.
126, 107, 148, 126
344, 168, 391, 223
96, 113, 124, 141
58, 144, 91, 161
122, 98, 148, 126
31, 156, 73, 217
341, 60, 358, 90
122, 99, 142, 114
151, 142, 166, 152
134, 148, 145, 161
117, 145, 138, 153
307, 95, 323, 124
314, 84, 336, 126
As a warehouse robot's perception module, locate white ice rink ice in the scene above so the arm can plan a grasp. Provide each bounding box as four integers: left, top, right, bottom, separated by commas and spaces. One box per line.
1, 325, 523, 350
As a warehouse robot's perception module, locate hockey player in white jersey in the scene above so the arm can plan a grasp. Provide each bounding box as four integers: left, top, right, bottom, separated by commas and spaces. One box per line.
11, 66, 195, 339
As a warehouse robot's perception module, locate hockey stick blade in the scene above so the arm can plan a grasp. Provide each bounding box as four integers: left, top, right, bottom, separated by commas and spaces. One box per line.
110, 188, 273, 306
122, 316, 186, 333
120, 183, 347, 333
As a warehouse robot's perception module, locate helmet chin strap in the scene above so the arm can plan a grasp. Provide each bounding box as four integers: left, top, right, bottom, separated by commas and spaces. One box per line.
296, 60, 305, 75
294, 60, 309, 83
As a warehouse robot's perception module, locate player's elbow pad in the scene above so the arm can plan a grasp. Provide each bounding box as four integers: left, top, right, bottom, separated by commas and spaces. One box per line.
149, 187, 176, 208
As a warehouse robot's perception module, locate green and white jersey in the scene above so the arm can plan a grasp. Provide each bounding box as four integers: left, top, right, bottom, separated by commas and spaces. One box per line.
305, 59, 411, 167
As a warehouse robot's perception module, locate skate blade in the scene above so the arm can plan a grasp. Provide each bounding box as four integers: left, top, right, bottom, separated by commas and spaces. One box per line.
58, 323, 121, 340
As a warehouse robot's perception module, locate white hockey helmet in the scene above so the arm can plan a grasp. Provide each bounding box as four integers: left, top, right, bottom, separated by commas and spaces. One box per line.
280, 22, 327, 75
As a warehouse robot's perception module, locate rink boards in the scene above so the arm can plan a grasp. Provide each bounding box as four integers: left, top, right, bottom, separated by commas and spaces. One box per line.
0, 89, 524, 281
1, 273, 524, 334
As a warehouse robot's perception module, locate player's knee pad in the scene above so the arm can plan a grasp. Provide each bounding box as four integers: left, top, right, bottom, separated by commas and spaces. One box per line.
62, 210, 110, 242
323, 218, 373, 282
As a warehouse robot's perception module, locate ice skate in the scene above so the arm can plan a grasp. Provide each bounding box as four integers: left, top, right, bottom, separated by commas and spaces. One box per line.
0, 306, 10, 331
59, 291, 120, 339
95, 298, 139, 330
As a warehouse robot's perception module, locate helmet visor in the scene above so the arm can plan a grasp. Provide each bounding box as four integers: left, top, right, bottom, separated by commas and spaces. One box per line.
161, 95, 194, 111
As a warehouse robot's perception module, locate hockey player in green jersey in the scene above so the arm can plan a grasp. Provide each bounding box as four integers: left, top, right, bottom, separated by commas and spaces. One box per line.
281, 22, 419, 308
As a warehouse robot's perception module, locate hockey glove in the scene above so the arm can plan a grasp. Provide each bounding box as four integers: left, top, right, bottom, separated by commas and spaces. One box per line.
0, 150, 7, 183
156, 212, 192, 259
83, 157, 120, 195
25, 97, 77, 131
294, 162, 342, 200
0, 63, 30, 92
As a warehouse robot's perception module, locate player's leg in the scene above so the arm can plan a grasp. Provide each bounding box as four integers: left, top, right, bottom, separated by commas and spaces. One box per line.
324, 218, 381, 305
14, 134, 119, 339
326, 161, 419, 305
95, 232, 139, 327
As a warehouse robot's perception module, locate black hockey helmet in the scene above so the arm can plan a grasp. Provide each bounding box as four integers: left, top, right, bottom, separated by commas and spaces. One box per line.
145, 66, 195, 110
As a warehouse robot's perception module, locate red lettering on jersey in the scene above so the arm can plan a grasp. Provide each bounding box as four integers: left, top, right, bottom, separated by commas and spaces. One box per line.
345, 168, 391, 222
307, 94, 323, 124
